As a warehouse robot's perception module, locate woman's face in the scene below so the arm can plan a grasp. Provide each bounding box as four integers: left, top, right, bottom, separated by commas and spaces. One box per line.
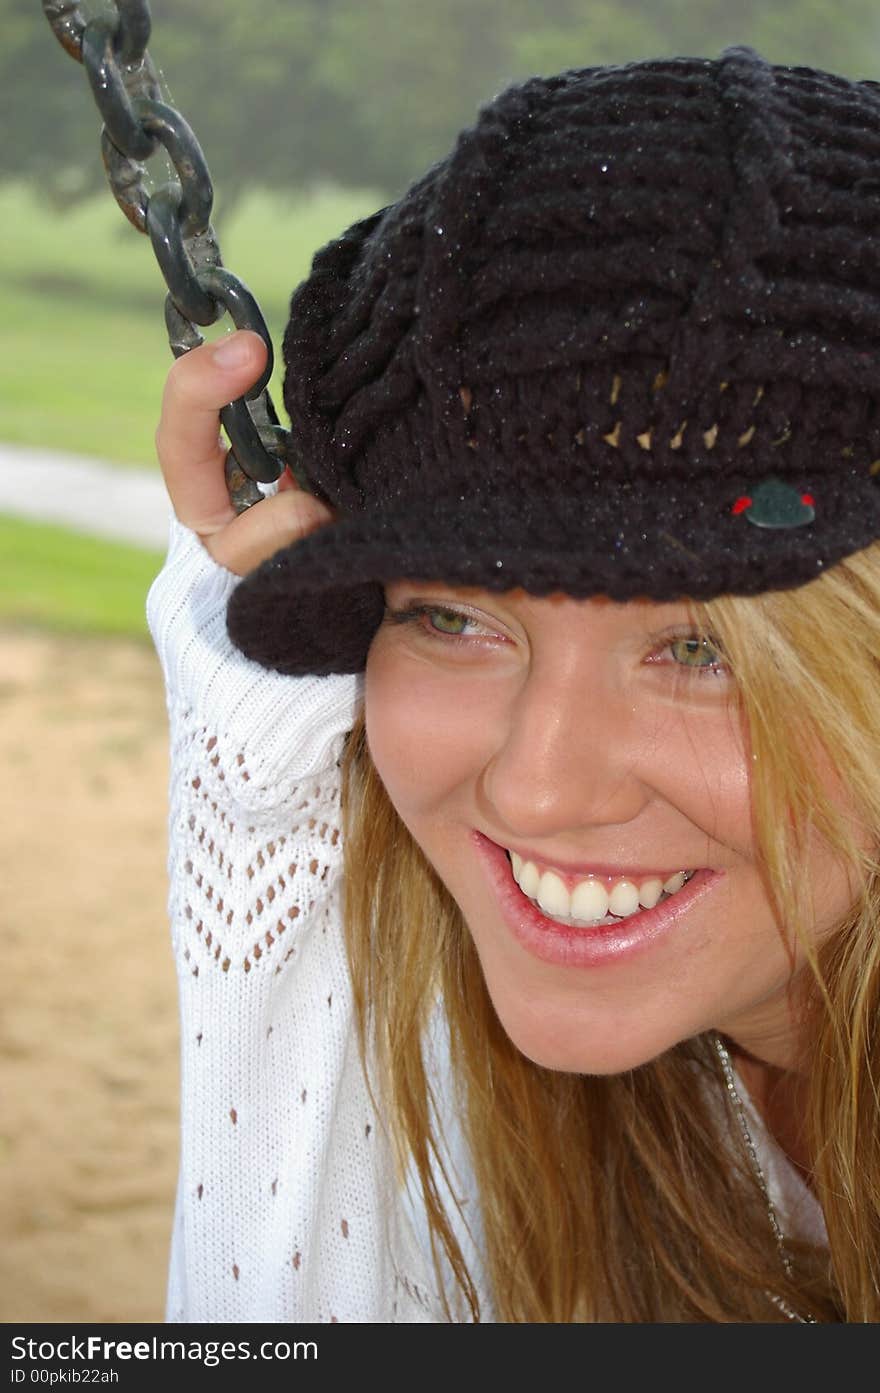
365, 582, 862, 1076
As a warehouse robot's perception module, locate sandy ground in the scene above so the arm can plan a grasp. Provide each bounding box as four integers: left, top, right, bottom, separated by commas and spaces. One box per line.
0, 626, 178, 1323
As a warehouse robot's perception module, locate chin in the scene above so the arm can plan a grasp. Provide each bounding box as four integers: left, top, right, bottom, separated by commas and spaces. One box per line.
484, 989, 675, 1078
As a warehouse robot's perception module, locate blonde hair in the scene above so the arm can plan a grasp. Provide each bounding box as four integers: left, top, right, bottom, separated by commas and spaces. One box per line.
340, 541, 880, 1321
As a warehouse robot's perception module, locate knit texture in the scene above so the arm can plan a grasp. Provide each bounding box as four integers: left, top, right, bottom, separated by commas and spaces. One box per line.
227, 44, 880, 675
147, 516, 488, 1321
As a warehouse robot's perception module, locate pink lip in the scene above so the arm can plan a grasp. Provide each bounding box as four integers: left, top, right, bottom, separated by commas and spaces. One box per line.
472, 831, 723, 968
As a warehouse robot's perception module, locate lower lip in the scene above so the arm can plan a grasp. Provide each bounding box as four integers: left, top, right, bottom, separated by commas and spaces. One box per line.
472, 831, 722, 968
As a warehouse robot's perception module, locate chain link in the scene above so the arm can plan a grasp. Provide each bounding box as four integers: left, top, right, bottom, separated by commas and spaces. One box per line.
42, 0, 290, 511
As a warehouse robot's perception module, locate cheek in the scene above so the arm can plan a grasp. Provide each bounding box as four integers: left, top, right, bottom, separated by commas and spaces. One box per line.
644, 703, 756, 861
363, 644, 500, 821
684, 744, 754, 859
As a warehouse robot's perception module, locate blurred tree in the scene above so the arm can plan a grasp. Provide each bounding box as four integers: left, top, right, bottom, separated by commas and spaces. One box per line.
1, 0, 105, 204
6, 0, 880, 206
512, 0, 880, 76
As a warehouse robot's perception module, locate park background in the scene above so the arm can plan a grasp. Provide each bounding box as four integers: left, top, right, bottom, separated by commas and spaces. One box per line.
2, 0, 878, 1323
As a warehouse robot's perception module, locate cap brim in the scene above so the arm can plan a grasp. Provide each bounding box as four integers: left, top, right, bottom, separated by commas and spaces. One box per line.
226, 476, 880, 676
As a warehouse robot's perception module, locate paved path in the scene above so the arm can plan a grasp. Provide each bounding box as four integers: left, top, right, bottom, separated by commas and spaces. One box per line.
0, 443, 172, 550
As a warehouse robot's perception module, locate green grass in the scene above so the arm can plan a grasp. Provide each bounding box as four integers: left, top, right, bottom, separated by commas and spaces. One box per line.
0, 179, 383, 635
0, 281, 172, 466
0, 180, 383, 467
0, 516, 165, 640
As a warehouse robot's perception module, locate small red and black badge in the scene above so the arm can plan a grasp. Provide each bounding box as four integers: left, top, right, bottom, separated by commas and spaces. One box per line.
732, 478, 815, 529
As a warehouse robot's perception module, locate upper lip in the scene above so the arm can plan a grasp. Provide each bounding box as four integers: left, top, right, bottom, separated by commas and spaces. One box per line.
501, 842, 700, 882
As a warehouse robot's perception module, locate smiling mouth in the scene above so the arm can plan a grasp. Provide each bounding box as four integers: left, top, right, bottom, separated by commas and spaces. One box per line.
504, 850, 697, 929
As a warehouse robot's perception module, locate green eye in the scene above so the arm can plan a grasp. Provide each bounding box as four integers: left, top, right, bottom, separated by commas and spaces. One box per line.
382, 602, 490, 642
430, 609, 469, 634
670, 636, 723, 669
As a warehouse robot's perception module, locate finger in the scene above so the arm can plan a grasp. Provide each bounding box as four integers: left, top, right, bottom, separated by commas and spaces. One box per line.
155, 330, 269, 536
206, 482, 335, 576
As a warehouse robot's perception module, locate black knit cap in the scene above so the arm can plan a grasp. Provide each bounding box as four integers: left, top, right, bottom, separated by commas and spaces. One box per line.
227, 45, 880, 676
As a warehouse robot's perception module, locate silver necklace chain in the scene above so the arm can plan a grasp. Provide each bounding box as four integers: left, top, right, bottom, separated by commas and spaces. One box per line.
711, 1032, 817, 1324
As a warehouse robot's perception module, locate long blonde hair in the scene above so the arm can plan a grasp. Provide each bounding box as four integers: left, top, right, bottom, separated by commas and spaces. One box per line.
340, 541, 880, 1321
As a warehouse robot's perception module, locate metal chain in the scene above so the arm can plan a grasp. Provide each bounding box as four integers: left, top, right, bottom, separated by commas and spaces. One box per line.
42, 0, 291, 512
712, 1033, 818, 1324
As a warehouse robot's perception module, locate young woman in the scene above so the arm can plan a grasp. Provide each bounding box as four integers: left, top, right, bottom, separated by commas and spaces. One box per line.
148, 45, 880, 1321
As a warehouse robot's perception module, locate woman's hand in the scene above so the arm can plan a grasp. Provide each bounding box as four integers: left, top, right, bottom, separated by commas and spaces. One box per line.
155, 329, 333, 575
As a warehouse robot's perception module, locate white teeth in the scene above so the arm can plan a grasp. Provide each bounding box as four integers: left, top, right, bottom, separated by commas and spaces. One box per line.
662, 871, 687, 895
570, 878, 610, 921
518, 859, 541, 898
637, 877, 664, 909
608, 880, 640, 918
507, 852, 695, 925
536, 870, 570, 918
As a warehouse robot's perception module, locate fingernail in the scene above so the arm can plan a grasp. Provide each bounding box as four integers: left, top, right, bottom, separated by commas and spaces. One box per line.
212, 333, 252, 368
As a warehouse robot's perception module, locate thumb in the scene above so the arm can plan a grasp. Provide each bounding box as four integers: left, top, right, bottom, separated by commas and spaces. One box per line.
205, 482, 335, 576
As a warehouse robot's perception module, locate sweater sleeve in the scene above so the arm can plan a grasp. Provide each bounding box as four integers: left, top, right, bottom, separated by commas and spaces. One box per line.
146, 518, 449, 1322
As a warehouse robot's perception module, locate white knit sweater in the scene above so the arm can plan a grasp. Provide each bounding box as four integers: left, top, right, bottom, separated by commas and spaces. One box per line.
147, 518, 824, 1324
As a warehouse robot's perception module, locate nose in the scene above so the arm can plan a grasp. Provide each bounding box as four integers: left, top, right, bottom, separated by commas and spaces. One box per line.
477, 657, 655, 841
